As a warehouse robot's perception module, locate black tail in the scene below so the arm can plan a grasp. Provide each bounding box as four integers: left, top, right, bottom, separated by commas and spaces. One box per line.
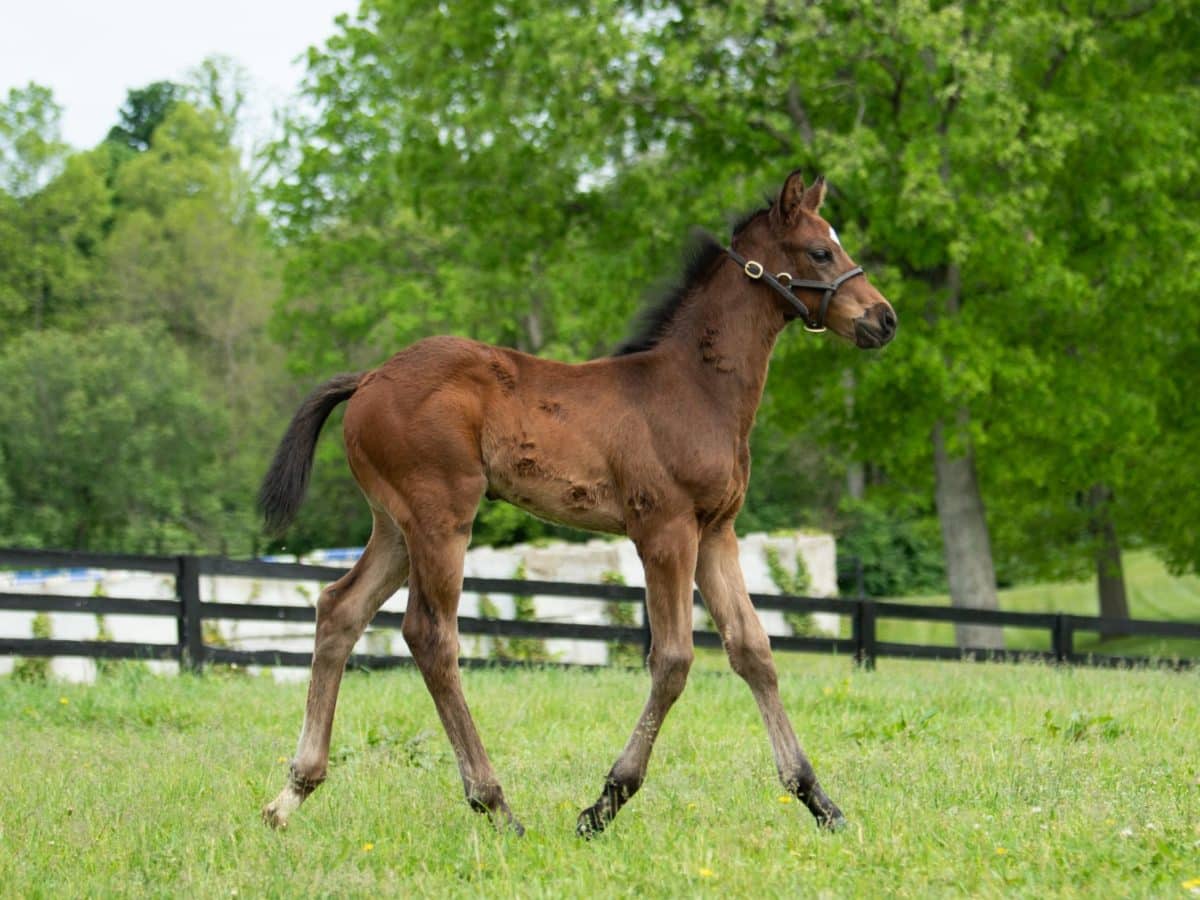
258, 373, 363, 536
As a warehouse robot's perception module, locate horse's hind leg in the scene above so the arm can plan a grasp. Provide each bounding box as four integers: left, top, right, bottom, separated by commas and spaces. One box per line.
400, 492, 524, 835
262, 509, 409, 829
694, 524, 844, 829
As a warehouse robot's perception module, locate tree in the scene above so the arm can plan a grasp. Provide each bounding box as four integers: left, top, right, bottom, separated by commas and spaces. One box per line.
1, 86, 112, 335
103, 97, 285, 553
1, 80, 285, 557
264, 0, 1200, 603
0, 326, 237, 551
0, 84, 66, 197
105, 81, 181, 153
972, 2, 1200, 612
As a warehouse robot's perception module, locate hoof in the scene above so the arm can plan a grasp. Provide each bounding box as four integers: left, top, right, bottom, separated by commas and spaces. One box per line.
468, 795, 525, 836
819, 812, 849, 833
261, 802, 288, 830
506, 816, 526, 838
575, 806, 606, 839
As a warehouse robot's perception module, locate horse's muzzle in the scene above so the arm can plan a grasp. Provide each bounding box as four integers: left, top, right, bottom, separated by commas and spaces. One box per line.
854, 304, 897, 349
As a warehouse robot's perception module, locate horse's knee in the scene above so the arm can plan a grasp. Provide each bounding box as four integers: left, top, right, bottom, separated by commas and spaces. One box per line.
401, 601, 456, 671
649, 644, 693, 700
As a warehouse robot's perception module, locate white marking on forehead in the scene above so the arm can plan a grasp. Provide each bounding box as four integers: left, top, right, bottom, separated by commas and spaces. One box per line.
828, 225, 842, 247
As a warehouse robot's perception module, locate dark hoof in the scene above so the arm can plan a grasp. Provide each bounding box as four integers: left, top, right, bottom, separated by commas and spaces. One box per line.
468, 796, 525, 836
575, 806, 607, 839
819, 812, 849, 833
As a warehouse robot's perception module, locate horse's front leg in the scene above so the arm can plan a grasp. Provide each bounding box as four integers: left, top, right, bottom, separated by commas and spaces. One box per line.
695, 524, 845, 829
577, 516, 698, 836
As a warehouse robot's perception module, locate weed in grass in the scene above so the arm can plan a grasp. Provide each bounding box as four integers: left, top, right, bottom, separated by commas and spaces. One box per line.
1042, 709, 1125, 742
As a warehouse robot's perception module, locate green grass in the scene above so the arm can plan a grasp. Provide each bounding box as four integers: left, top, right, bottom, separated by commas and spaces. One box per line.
864, 551, 1200, 659
3, 656, 1199, 897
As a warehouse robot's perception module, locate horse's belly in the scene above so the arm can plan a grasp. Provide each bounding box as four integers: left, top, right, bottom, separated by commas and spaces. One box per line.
485, 473, 625, 535
481, 431, 624, 535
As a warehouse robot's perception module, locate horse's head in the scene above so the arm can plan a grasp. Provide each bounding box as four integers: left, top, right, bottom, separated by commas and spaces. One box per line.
743, 170, 896, 349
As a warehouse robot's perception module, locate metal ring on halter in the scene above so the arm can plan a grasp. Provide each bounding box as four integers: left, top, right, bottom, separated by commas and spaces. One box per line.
743, 260, 764, 279
776, 272, 792, 285
803, 322, 828, 334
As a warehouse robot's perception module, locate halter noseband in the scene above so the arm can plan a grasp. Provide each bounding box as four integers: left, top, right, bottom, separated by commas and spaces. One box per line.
724, 246, 865, 333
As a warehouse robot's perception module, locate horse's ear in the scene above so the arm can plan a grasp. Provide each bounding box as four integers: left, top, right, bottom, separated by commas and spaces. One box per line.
801, 174, 827, 212
772, 169, 807, 227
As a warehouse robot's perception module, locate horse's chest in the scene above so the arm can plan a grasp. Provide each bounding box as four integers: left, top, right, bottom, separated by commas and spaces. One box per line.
681, 446, 749, 524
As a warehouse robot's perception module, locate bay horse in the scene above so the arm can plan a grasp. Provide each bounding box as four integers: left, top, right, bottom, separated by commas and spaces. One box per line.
259, 171, 896, 836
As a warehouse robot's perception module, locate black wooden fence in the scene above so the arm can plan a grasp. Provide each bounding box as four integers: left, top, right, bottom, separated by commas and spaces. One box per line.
2, 547, 1198, 672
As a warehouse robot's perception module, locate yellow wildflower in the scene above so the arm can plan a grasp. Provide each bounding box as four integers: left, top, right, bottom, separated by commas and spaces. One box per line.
362, 842, 374, 852
995, 847, 1007, 856
698, 867, 715, 879
778, 795, 794, 804
1182, 877, 1200, 893
58, 697, 69, 705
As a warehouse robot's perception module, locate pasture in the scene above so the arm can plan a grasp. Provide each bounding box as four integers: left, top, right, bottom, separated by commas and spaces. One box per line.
3, 654, 1197, 897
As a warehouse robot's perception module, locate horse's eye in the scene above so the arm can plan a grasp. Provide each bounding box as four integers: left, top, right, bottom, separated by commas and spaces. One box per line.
809, 248, 833, 264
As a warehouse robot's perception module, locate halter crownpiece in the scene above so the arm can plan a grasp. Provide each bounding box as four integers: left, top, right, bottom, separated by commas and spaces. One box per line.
723, 246, 865, 333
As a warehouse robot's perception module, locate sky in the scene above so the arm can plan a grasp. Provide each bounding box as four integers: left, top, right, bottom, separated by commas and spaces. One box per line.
0, 0, 358, 150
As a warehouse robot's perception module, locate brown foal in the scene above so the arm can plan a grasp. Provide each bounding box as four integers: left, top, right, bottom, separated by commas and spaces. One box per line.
259, 171, 896, 836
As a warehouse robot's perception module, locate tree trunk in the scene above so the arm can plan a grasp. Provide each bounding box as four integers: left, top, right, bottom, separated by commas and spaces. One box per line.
932, 417, 1004, 651
1089, 484, 1129, 633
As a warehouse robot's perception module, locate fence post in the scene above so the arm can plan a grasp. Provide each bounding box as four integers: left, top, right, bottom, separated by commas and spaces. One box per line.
853, 599, 877, 670
176, 555, 205, 672
1051, 614, 1073, 665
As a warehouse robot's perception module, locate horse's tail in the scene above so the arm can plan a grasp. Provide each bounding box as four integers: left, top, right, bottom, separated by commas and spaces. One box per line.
258, 373, 363, 536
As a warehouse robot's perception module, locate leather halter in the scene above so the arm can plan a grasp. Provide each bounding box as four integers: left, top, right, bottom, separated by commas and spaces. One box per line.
724, 246, 865, 333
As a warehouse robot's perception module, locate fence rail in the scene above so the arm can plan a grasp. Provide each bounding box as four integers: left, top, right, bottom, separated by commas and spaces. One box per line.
2, 547, 1198, 673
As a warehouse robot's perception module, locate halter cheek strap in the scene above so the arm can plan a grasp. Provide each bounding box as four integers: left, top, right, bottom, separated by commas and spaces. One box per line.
724, 246, 865, 333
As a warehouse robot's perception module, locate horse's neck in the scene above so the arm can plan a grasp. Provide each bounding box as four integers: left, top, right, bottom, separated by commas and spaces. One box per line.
657, 263, 787, 439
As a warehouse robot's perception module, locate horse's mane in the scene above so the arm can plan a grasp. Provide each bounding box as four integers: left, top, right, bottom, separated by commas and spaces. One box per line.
611, 204, 769, 356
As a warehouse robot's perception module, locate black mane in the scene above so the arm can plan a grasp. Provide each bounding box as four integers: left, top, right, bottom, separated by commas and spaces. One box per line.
611, 205, 769, 356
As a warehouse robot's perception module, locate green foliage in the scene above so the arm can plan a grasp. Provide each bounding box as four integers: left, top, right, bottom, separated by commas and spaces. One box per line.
0, 325, 243, 551
476, 562, 552, 663
765, 544, 811, 596
0, 80, 282, 557
11, 612, 52, 682
600, 569, 641, 667
0, 83, 66, 196
105, 81, 181, 153
1, 2, 1198, 606
764, 543, 814, 636
504, 562, 553, 663
836, 501, 946, 598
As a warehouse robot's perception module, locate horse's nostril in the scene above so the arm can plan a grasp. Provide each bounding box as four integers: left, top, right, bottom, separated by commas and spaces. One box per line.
878, 305, 897, 336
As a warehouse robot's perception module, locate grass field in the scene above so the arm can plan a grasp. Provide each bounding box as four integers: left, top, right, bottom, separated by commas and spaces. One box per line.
3, 653, 1198, 897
